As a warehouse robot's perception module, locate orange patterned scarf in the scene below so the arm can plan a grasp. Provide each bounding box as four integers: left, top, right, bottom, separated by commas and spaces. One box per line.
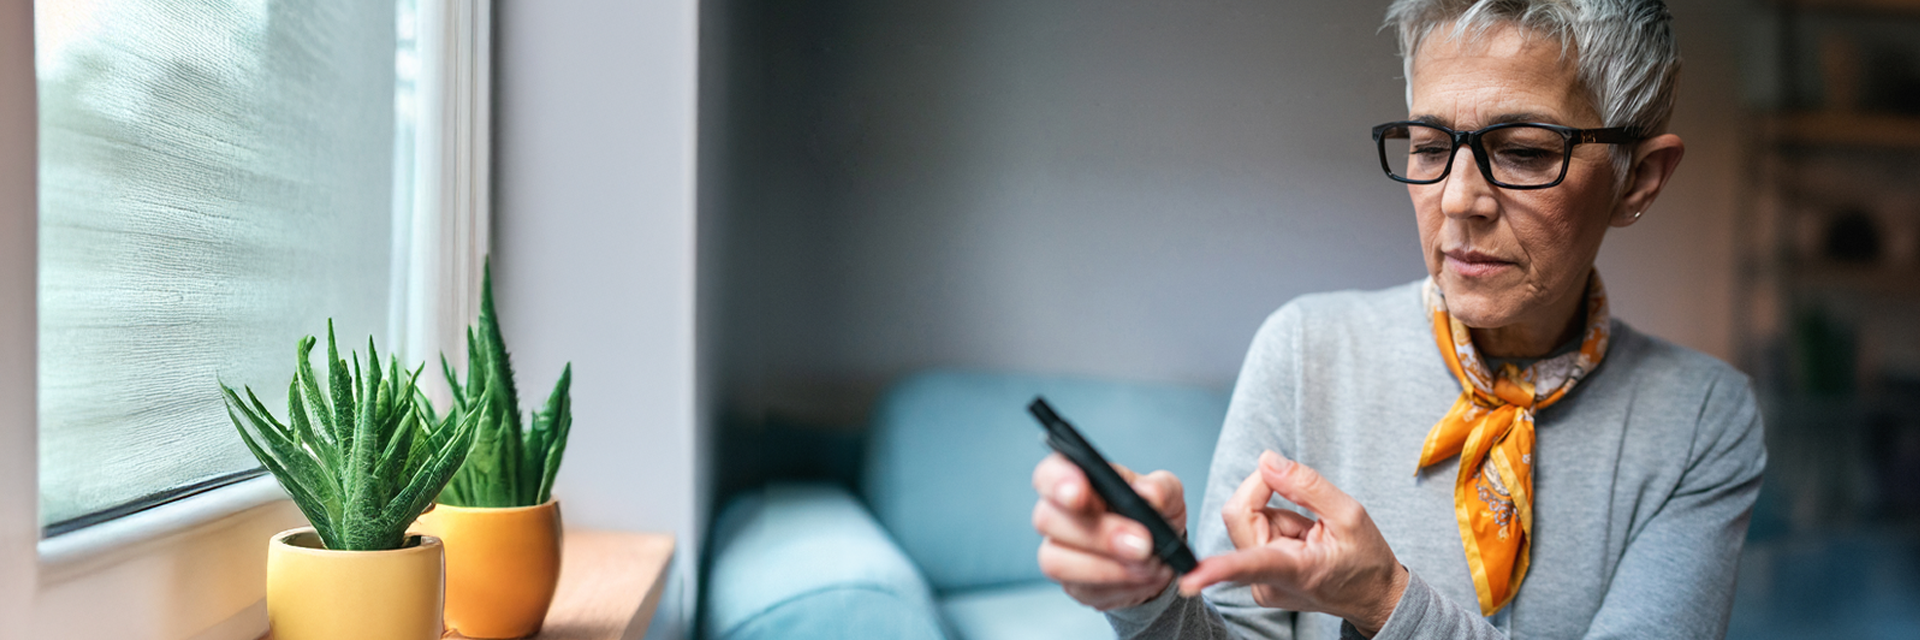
1416, 273, 1610, 616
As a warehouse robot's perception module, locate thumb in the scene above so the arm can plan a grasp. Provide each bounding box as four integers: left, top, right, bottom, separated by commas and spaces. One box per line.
1258, 451, 1359, 527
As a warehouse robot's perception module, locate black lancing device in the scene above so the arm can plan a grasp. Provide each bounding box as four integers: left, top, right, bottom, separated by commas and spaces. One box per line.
1028, 396, 1198, 574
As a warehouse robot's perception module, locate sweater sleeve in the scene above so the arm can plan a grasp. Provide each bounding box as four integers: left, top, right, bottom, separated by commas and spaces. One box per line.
1105, 304, 1306, 639
1578, 370, 1766, 638
1348, 569, 1504, 640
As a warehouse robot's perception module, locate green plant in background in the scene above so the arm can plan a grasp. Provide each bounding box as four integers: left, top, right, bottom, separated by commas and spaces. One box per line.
433, 262, 574, 508
221, 322, 478, 551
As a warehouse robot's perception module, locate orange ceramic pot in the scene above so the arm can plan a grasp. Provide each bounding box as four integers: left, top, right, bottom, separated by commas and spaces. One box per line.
265, 528, 445, 640
413, 500, 563, 639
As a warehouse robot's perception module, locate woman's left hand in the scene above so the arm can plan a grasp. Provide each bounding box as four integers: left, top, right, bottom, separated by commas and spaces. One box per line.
1178, 450, 1410, 637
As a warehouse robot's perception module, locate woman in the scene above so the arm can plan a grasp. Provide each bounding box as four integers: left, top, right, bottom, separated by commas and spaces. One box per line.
1029, 1, 1765, 638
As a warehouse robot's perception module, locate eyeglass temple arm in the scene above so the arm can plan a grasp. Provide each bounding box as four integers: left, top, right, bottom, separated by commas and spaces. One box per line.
1576, 127, 1643, 144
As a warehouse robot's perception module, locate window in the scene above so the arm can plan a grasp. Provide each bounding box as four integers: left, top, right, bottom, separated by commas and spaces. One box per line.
8, 0, 490, 635
34, 0, 488, 537
35, 0, 409, 533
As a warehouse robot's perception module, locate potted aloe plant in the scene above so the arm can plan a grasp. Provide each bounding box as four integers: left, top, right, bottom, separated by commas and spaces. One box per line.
413, 262, 574, 639
221, 322, 477, 640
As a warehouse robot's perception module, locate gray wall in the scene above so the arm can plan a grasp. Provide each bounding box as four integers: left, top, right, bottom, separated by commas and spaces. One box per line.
492, 0, 700, 637
712, 0, 1745, 431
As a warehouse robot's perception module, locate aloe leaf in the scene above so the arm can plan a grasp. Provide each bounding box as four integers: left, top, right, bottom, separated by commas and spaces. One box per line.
524, 416, 551, 505
378, 407, 478, 533
374, 408, 418, 490
402, 411, 435, 484
241, 386, 291, 441
534, 364, 572, 504
230, 405, 341, 548
450, 395, 500, 508
431, 257, 576, 508
224, 385, 343, 546
355, 343, 379, 463
494, 389, 525, 505
366, 338, 384, 415
438, 395, 476, 507
479, 396, 512, 507
224, 322, 474, 551
325, 322, 355, 451
381, 366, 430, 480
293, 336, 333, 433
287, 337, 340, 462
287, 379, 340, 474
477, 262, 523, 435
464, 328, 485, 403
350, 355, 380, 492
439, 353, 467, 414
230, 390, 339, 509
412, 387, 440, 427
297, 365, 343, 466
246, 386, 343, 509
220, 382, 277, 441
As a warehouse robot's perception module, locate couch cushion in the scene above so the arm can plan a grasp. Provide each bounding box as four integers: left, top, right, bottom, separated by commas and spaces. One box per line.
706, 483, 947, 640
862, 370, 1229, 592
939, 582, 1115, 640
719, 589, 950, 640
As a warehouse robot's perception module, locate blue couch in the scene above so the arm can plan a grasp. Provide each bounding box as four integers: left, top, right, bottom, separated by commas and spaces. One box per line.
704, 370, 1230, 640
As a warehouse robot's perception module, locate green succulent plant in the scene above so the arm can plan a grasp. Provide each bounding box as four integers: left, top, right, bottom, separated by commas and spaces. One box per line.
432, 261, 574, 508
221, 322, 478, 551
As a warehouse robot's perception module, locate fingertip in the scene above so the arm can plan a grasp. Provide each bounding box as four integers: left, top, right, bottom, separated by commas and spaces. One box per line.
1176, 571, 1211, 598
1259, 450, 1291, 476
1113, 530, 1150, 560
1131, 477, 1163, 506
1176, 557, 1226, 596
1055, 478, 1083, 509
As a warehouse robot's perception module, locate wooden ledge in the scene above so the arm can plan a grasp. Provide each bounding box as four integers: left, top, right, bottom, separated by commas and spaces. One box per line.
264, 530, 675, 640
448, 530, 676, 640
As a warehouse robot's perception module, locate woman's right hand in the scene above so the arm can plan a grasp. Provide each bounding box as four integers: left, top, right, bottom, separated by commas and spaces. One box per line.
1031, 453, 1188, 611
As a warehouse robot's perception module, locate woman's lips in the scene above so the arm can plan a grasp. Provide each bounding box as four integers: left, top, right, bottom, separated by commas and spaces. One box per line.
1444, 250, 1516, 278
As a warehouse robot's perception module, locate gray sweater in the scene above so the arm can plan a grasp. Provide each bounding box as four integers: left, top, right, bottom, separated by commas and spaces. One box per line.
1107, 281, 1766, 640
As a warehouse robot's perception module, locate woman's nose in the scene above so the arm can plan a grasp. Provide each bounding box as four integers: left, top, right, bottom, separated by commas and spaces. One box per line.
1439, 146, 1496, 220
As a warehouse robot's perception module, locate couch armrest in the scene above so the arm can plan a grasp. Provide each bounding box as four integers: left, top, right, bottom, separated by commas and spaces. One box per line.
704, 482, 948, 640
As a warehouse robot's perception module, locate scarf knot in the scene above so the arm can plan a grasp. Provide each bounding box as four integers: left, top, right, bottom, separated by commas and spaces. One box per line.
1488, 365, 1537, 408
1415, 274, 1611, 616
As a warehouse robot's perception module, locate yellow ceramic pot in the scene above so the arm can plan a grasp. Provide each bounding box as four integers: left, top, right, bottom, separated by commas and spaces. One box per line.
413, 500, 563, 639
264, 528, 444, 640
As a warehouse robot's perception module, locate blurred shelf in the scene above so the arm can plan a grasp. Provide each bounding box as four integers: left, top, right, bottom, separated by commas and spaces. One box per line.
1771, 112, 1920, 149
1787, 0, 1920, 17
1787, 264, 1920, 297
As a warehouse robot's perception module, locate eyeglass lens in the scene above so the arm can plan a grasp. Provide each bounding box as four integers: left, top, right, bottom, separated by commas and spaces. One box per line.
1378, 123, 1567, 187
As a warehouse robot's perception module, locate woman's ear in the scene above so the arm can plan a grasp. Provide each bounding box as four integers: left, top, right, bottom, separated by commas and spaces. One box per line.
1611, 133, 1685, 227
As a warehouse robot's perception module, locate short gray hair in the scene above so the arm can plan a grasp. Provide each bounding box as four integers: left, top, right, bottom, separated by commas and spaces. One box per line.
1384, 0, 1681, 178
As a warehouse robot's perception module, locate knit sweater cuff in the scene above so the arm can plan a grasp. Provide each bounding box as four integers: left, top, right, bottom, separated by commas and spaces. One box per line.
1365, 568, 1440, 640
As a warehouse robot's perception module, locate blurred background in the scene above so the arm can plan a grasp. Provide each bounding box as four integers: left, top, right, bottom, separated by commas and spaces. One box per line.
695, 0, 1920, 638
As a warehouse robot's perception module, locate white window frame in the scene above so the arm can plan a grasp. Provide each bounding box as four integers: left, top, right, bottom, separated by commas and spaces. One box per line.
0, 1, 491, 637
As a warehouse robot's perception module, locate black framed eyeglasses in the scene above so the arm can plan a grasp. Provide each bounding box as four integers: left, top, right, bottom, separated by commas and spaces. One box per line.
1371, 121, 1643, 190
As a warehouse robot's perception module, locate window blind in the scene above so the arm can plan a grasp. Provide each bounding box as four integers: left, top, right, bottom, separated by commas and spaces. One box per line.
36, 0, 409, 530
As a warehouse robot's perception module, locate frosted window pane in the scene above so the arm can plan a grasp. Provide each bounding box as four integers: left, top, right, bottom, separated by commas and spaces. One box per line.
36, 0, 402, 528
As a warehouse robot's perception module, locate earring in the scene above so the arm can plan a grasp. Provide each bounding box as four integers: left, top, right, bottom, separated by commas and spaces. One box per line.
1632, 211, 1643, 220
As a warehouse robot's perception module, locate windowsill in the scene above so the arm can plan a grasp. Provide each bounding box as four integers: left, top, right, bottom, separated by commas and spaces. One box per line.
37, 475, 289, 583
32, 477, 305, 639
259, 530, 675, 640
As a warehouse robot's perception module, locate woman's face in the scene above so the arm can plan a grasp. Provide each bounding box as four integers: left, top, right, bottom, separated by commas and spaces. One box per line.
1406, 24, 1625, 332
